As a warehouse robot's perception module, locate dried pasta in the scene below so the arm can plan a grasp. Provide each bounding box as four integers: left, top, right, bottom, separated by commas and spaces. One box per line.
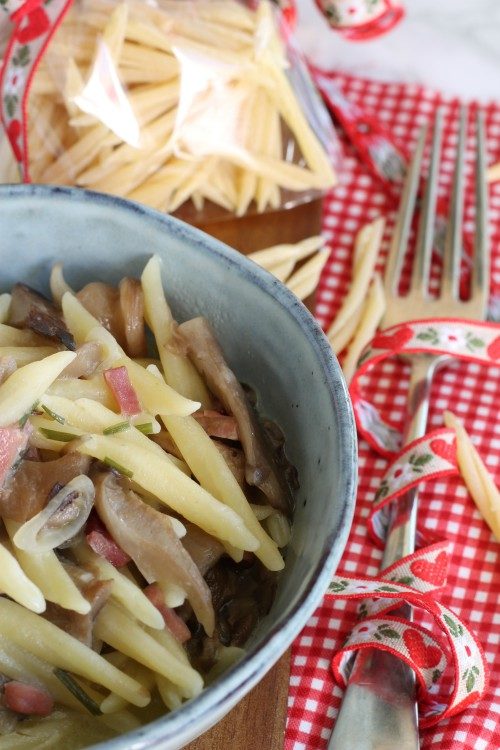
24, 0, 336, 215
443, 410, 500, 541
341, 273, 386, 384
249, 235, 328, 301
327, 217, 385, 341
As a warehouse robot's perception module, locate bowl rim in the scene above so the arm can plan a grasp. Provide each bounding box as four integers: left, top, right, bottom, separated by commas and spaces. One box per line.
0, 184, 357, 748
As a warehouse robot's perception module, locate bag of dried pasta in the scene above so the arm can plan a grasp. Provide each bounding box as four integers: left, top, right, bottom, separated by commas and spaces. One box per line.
0, 0, 339, 219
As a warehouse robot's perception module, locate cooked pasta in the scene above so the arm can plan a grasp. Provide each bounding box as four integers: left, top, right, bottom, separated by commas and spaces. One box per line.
0, 257, 295, 746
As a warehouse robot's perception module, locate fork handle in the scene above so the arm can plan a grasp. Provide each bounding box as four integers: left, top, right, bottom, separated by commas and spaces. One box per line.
327, 355, 442, 750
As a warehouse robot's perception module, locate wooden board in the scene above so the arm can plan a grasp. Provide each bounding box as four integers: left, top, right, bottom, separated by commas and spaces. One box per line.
183, 648, 291, 750
186, 197, 324, 256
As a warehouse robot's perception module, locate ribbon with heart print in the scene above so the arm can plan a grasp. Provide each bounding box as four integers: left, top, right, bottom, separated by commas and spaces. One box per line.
369, 426, 459, 545
327, 317, 499, 725
0, 0, 73, 179
327, 542, 488, 727
349, 317, 500, 458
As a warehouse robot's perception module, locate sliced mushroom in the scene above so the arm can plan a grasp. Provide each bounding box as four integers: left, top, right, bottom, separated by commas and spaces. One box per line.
178, 317, 292, 515
8, 283, 75, 351
193, 411, 239, 441
181, 521, 225, 576
77, 278, 147, 358
186, 556, 277, 664
13, 474, 95, 553
60, 342, 102, 379
76, 282, 121, 340
151, 431, 184, 460
43, 561, 112, 648
94, 472, 215, 635
0, 453, 91, 522
212, 441, 246, 488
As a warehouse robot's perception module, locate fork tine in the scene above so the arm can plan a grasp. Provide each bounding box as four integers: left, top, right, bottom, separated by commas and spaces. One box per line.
410, 109, 443, 296
442, 107, 467, 298
384, 123, 428, 295
472, 109, 490, 313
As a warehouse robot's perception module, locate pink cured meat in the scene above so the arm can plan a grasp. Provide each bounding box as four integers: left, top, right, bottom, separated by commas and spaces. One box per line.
104, 366, 141, 416
0, 423, 32, 489
143, 584, 191, 643
3, 682, 54, 716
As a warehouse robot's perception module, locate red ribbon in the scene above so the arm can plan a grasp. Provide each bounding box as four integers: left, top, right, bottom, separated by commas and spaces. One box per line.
0, 0, 73, 179
328, 317, 499, 726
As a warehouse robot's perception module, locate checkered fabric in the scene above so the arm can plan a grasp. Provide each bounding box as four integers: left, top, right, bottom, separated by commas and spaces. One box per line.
285, 72, 500, 750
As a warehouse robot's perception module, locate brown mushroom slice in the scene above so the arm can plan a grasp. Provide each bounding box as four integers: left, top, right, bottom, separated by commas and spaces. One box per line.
119, 278, 147, 358
8, 283, 75, 351
76, 279, 147, 358
13, 475, 95, 553
0, 454, 91, 523
43, 562, 112, 648
181, 521, 225, 576
76, 282, 122, 343
151, 431, 184, 460
60, 342, 102, 379
178, 317, 291, 515
212, 441, 246, 489
193, 411, 239, 441
94, 472, 214, 635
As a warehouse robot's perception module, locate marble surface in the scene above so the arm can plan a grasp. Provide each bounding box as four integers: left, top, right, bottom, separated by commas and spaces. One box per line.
296, 0, 500, 102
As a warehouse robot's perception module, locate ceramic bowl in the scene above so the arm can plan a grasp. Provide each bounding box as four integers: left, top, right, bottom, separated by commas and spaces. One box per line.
0, 184, 357, 749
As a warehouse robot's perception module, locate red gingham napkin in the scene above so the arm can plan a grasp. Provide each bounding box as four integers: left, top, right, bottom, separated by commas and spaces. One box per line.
285, 72, 500, 750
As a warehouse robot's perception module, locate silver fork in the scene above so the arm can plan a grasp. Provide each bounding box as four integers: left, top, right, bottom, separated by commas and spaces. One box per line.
327, 108, 490, 750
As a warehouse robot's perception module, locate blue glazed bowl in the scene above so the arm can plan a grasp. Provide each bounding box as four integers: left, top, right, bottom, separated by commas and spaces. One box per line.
0, 184, 357, 749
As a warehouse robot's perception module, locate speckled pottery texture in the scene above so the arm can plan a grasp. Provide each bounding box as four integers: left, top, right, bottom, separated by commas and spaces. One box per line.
0, 185, 357, 750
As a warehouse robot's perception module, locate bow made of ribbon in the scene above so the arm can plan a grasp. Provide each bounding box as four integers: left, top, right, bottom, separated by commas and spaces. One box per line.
350, 317, 500, 458
327, 542, 488, 728
328, 317, 499, 725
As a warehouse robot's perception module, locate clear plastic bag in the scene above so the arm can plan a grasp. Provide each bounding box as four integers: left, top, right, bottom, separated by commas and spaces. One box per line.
21, 0, 340, 219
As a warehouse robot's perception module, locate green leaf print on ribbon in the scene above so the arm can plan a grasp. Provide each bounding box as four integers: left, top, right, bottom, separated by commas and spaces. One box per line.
4, 93, 17, 118
12, 45, 31, 67
443, 613, 464, 638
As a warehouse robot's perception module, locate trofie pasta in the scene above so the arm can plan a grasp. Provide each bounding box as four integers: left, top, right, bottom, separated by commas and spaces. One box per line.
443, 410, 500, 541
248, 235, 329, 302
326, 217, 387, 382
0, 257, 295, 746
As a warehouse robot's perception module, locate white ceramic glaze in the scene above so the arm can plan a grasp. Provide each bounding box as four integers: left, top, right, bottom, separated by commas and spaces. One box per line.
0, 185, 357, 750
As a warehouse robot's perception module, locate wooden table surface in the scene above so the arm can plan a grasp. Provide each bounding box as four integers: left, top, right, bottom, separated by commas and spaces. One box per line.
183, 650, 291, 750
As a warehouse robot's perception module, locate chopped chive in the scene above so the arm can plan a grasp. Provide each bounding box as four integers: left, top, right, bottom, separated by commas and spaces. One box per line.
41, 404, 65, 424
103, 421, 130, 435
39, 427, 79, 442
135, 422, 154, 435
18, 400, 40, 428
103, 456, 134, 478
53, 668, 102, 716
